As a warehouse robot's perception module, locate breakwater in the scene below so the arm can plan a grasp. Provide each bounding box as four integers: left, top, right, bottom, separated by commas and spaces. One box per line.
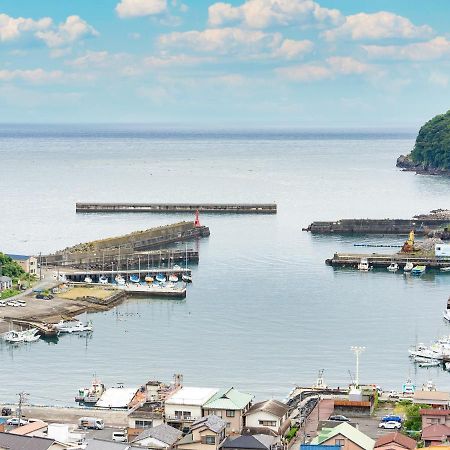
76, 202, 277, 214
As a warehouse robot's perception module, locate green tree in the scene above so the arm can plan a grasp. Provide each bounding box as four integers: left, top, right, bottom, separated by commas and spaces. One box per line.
0, 253, 26, 279
403, 403, 431, 432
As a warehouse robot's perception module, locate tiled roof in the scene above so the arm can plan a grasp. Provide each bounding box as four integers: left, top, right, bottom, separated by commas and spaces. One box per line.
420, 409, 450, 416
374, 432, 416, 450
0, 432, 55, 450
192, 414, 227, 433
204, 387, 253, 411
245, 399, 288, 418
222, 435, 269, 449
313, 423, 375, 450
133, 424, 182, 445
414, 391, 450, 402
422, 424, 450, 440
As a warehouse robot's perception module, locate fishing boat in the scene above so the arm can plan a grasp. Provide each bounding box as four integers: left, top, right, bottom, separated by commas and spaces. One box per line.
357, 258, 370, 271
443, 298, 450, 322
99, 275, 108, 284
387, 263, 399, 272
404, 262, 414, 272
3, 328, 40, 343
145, 275, 154, 283
169, 274, 178, 283
419, 360, 441, 368
411, 265, 426, 275
155, 273, 166, 283
182, 273, 192, 283
115, 275, 126, 286
75, 376, 105, 404
402, 378, 415, 396
84, 276, 93, 283
55, 319, 93, 334
441, 267, 450, 273
130, 274, 140, 284
173, 265, 181, 270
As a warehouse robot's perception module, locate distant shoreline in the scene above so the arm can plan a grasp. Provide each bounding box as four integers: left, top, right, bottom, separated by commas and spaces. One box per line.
396, 154, 450, 176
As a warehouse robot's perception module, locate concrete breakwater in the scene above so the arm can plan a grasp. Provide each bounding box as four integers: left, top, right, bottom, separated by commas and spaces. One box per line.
76, 202, 277, 214
304, 217, 449, 235
326, 252, 450, 269
44, 221, 208, 266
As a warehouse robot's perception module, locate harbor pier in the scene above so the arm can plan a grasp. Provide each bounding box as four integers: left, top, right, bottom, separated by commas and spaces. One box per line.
64, 268, 191, 282
76, 202, 277, 214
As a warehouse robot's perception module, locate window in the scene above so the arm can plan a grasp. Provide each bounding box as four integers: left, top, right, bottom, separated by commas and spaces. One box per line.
183, 411, 192, 419
258, 420, 277, 427
226, 422, 231, 428
135, 420, 152, 428
335, 439, 345, 446
174, 410, 183, 418
203, 435, 215, 445
226, 410, 235, 417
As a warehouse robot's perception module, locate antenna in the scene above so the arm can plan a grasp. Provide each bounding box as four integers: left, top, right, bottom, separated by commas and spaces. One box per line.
350, 346, 365, 388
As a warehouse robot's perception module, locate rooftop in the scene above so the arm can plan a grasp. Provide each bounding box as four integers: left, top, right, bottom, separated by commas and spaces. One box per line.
374, 432, 416, 450
165, 386, 218, 406
0, 432, 55, 450
10, 421, 48, 436
6, 254, 31, 261
421, 424, 450, 440
192, 414, 227, 433
414, 391, 450, 403
222, 435, 269, 450
96, 386, 138, 408
312, 423, 375, 450
421, 409, 450, 416
203, 387, 253, 411
133, 423, 182, 445
245, 399, 289, 418
0, 276, 12, 282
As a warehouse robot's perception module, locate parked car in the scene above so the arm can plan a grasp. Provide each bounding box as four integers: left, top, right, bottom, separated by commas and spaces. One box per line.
388, 390, 400, 399
112, 431, 128, 442
7, 417, 28, 426
381, 415, 402, 423
6, 301, 20, 307
1, 407, 12, 416
329, 415, 350, 422
379, 421, 401, 429
35, 294, 52, 300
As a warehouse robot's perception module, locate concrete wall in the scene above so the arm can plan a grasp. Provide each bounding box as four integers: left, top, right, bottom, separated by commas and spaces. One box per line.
244, 411, 281, 433
165, 404, 202, 421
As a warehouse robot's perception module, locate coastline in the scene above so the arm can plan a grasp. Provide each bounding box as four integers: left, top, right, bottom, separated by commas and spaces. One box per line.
396, 154, 450, 176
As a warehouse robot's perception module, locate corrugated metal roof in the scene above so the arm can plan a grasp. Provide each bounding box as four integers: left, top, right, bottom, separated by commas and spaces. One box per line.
204, 387, 253, 410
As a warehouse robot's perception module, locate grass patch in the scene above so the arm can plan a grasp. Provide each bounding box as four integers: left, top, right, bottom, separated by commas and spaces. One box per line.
59, 286, 113, 300
0, 289, 20, 300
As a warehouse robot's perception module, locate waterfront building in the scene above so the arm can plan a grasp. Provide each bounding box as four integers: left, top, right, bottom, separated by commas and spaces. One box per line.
165, 387, 218, 429
132, 423, 182, 449
6, 254, 38, 276
0, 276, 12, 291
310, 422, 375, 450
413, 391, 450, 408
175, 415, 226, 450
421, 424, 450, 446
374, 432, 416, 450
243, 400, 290, 437
203, 387, 254, 435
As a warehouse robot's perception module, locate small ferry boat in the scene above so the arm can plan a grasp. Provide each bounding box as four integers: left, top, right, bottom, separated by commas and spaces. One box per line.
404, 262, 414, 272
387, 263, 399, 272
156, 273, 166, 283
75, 376, 105, 404
169, 274, 178, 283
115, 275, 126, 286
411, 265, 426, 275
358, 258, 370, 271
130, 274, 140, 284
55, 319, 93, 334
182, 273, 192, 283
99, 275, 108, 284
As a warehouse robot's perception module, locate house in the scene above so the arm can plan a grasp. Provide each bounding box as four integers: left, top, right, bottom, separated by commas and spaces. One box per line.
6, 254, 38, 276
374, 432, 416, 450
203, 388, 254, 435
132, 423, 182, 448
311, 422, 375, 450
175, 415, 227, 450
421, 409, 450, 429
421, 424, 450, 446
128, 404, 164, 430
300, 445, 341, 450
165, 387, 218, 428
0, 432, 67, 450
413, 391, 450, 408
243, 400, 290, 437
0, 276, 12, 291
221, 434, 277, 450
9, 420, 48, 437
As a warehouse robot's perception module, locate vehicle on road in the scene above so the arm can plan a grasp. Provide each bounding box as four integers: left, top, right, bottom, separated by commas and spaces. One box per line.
381, 415, 402, 423
379, 421, 401, 429
112, 430, 128, 442
388, 391, 400, 399
329, 415, 350, 422
7, 417, 28, 426
36, 294, 53, 300
78, 417, 104, 430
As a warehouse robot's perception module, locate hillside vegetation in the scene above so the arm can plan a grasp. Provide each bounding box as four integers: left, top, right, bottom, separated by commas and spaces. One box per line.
0, 253, 26, 279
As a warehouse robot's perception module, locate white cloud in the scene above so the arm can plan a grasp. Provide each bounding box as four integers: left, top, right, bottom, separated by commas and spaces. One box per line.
0, 13, 52, 42
116, 0, 167, 18
0, 68, 63, 83
208, 0, 342, 29
323, 11, 433, 41
67, 51, 124, 68
274, 39, 313, 59
35, 15, 98, 48
276, 56, 374, 82
363, 37, 450, 61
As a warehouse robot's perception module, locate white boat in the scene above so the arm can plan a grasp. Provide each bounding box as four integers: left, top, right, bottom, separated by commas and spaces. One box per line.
387, 263, 399, 272
182, 273, 192, 283
419, 360, 441, 368
441, 267, 450, 273
145, 275, 154, 283
55, 320, 93, 334
402, 378, 415, 395
404, 262, 414, 272
358, 258, 370, 271
99, 275, 108, 284
84, 276, 93, 283
169, 274, 178, 283
411, 265, 426, 275
115, 275, 126, 286
444, 310, 450, 322
3, 328, 40, 343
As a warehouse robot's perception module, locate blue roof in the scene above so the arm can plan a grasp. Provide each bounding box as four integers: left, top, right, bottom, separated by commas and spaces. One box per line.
301, 446, 341, 450
6, 254, 30, 261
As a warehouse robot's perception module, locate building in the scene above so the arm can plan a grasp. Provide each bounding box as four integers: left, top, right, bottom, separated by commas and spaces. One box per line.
311, 422, 375, 450
9, 421, 48, 437
203, 387, 254, 434
374, 432, 416, 450
222, 434, 277, 450
175, 415, 226, 450
413, 391, 450, 408
165, 387, 218, 428
435, 243, 450, 257
421, 424, 450, 446
0, 432, 68, 450
0, 276, 12, 291
421, 409, 450, 428
128, 405, 164, 430
301, 445, 341, 450
132, 423, 182, 449
6, 254, 38, 276
243, 400, 290, 437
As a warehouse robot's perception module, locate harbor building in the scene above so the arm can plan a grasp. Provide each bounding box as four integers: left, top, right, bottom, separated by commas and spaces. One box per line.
6, 254, 38, 275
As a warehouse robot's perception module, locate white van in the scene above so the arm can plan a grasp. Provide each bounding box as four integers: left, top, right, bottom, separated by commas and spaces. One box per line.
78, 417, 104, 430
112, 430, 128, 442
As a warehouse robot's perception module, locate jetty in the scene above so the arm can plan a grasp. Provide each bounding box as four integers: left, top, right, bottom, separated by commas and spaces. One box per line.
327, 252, 450, 269
64, 268, 191, 282
76, 202, 277, 214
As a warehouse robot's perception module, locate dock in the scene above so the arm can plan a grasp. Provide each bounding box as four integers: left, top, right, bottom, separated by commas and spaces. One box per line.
76, 202, 277, 214
327, 252, 450, 269
64, 268, 191, 282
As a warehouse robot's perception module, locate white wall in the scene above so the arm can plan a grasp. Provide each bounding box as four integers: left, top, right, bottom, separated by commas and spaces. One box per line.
245, 411, 280, 433
164, 404, 202, 420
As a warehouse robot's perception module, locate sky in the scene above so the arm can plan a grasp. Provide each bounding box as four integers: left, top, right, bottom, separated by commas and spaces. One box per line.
1, 0, 450, 126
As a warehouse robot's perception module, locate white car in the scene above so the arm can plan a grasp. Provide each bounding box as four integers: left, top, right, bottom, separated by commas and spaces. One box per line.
379, 421, 401, 430
6, 301, 20, 307
7, 417, 28, 426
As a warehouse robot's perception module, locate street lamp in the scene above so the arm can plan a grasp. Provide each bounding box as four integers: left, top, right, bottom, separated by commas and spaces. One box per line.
350, 346, 365, 388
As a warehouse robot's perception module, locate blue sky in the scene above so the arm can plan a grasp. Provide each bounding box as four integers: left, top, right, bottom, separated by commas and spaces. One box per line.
1, 0, 450, 125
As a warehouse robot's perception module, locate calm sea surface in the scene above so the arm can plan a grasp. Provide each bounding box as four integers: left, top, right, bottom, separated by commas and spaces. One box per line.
0, 125, 449, 406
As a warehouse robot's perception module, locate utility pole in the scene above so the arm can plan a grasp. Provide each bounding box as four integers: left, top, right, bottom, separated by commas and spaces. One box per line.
350, 346, 366, 388
39, 252, 42, 280
17, 392, 29, 424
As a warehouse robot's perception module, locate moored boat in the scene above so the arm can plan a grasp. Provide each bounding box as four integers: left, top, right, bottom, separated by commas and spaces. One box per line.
404, 262, 414, 272
387, 263, 399, 272
115, 275, 126, 286
169, 274, 178, 283
130, 274, 140, 284
357, 258, 370, 271
99, 275, 108, 284
75, 376, 105, 404
55, 319, 93, 334
182, 273, 192, 283
84, 276, 93, 283
145, 275, 154, 283
155, 273, 166, 283
411, 265, 426, 275
441, 267, 450, 273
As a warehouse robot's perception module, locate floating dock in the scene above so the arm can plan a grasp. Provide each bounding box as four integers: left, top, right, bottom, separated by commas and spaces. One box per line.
327, 253, 450, 269
76, 202, 277, 214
